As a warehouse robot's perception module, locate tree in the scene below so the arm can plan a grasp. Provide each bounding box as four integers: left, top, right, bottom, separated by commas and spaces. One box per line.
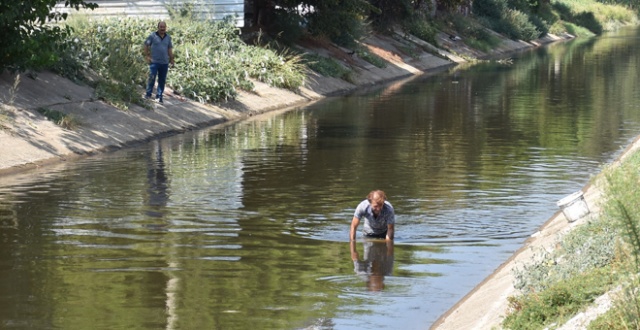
368, 0, 419, 29
0, 0, 98, 72
248, 0, 377, 46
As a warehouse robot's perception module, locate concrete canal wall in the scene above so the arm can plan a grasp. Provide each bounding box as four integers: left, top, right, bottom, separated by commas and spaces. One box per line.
0, 30, 569, 175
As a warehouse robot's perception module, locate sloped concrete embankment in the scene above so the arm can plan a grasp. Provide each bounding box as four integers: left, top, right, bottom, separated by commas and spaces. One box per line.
0, 32, 567, 176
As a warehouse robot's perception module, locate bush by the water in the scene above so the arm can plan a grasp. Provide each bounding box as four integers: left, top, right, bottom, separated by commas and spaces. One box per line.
473, 0, 542, 40
60, 13, 307, 106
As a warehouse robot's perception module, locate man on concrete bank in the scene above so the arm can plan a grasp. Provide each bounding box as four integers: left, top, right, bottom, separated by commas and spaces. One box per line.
144, 21, 174, 103
350, 190, 395, 241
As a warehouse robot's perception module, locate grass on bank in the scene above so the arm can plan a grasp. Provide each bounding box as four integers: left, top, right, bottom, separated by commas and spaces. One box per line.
504, 150, 640, 330
436, 13, 504, 52
0, 74, 21, 130
36, 107, 80, 130
301, 53, 353, 82
0, 107, 11, 131
553, 0, 638, 33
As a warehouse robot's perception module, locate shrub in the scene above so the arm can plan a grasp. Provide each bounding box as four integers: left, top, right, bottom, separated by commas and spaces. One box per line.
536, 2, 560, 27
242, 46, 307, 90
62, 12, 307, 105
528, 13, 550, 36
0, 0, 97, 72
302, 53, 351, 80
513, 218, 619, 294
551, 0, 635, 35
95, 80, 146, 110
306, 3, 371, 48
473, 0, 509, 20
561, 21, 596, 37
356, 48, 387, 68
63, 16, 153, 107
494, 9, 541, 40
505, 267, 615, 330
472, 0, 541, 41
270, 9, 306, 46
36, 107, 80, 130
404, 19, 438, 46
445, 13, 502, 52
574, 11, 603, 35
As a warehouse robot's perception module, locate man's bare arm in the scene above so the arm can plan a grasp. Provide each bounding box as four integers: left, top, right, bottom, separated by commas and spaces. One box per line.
385, 224, 394, 241
350, 217, 360, 241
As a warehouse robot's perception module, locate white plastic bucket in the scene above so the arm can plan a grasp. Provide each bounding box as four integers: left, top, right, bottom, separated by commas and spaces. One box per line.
556, 191, 590, 222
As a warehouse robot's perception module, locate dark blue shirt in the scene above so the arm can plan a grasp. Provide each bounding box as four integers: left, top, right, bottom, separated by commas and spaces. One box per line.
145, 32, 173, 64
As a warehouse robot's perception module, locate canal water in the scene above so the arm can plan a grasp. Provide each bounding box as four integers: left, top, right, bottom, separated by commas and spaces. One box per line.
2, 27, 640, 329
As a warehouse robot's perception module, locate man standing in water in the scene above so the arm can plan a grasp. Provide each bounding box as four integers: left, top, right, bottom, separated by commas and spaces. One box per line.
350, 190, 395, 241
144, 21, 175, 104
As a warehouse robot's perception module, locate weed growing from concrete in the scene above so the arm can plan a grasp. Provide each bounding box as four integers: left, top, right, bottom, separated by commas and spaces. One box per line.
0, 74, 21, 130
513, 218, 619, 295
36, 107, 80, 130
441, 13, 503, 52
355, 48, 387, 68
301, 53, 352, 80
506, 219, 620, 329
0, 109, 10, 131
505, 266, 617, 329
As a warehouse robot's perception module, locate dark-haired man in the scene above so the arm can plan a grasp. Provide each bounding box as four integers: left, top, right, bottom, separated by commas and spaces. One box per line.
144, 21, 174, 104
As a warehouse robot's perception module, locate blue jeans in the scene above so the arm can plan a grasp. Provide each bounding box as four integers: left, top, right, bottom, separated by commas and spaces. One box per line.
146, 63, 169, 99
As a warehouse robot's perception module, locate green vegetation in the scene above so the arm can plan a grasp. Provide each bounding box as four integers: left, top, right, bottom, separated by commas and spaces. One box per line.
473, 0, 543, 40
356, 48, 388, 68
1, 0, 637, 110
554, 0, 638, 33
262, 0, 377, 48
437, 13, 503, 52
0, 74, 20, 130
404, 17, 439, 46
0, 0, 97, 72
301, 53, 353, 81
36, 107, 80, 130
0, 108, 10, 130
258, 0, 636, 49
504, 150, 640, 329
589, 150, 640, 329
60, 12, 307, 108
505, 267, 617, 329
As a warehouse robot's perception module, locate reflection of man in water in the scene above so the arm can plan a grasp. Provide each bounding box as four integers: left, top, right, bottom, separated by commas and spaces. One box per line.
145, 140, 170, 218
350, 240, 394, 291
